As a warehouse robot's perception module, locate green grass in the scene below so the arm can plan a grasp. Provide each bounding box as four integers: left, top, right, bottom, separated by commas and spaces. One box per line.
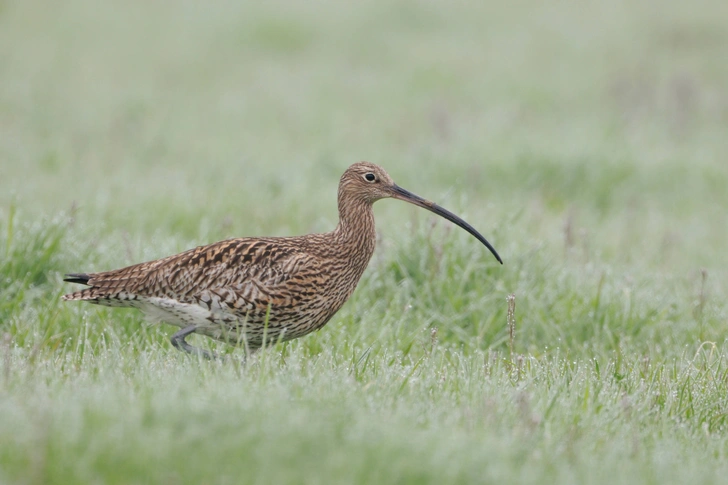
2, 0, 728, 483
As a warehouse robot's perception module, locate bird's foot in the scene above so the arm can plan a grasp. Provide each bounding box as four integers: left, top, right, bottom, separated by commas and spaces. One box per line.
171, 325, 220, 361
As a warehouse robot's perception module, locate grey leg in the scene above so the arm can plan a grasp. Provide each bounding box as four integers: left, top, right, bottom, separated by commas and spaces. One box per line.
171, 325, 219, 360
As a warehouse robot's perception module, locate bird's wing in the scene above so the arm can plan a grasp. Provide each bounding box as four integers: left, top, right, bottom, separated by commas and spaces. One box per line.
66, 238, 323, 305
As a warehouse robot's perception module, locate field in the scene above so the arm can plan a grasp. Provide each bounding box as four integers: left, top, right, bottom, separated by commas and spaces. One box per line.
2, 0, 728, 483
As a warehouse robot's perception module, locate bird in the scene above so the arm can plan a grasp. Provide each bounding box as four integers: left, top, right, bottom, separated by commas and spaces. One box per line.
63, 162, 502, 359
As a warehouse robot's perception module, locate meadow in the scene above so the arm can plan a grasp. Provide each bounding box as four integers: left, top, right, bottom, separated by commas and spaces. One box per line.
1, 0, 728, 483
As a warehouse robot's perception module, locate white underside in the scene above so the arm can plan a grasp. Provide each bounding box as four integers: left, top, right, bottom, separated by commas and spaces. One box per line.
138, 297, 214, 327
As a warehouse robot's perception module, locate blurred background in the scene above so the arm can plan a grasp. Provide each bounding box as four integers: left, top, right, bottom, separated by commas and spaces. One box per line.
2, 2, 728, 482
1, 0, 727, 314
2, 0, 726, 237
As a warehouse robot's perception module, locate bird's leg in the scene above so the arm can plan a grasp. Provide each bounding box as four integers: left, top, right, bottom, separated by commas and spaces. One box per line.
171, 325, 220, 360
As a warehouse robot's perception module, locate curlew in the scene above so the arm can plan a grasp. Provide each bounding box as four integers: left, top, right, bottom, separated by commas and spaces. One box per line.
63, 162, 502, 359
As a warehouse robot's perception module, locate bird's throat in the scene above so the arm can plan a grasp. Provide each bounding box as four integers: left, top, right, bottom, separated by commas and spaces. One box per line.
334, 198, 377, 267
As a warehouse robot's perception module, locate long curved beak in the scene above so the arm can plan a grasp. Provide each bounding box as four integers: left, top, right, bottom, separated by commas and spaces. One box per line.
390, 184, 503, 264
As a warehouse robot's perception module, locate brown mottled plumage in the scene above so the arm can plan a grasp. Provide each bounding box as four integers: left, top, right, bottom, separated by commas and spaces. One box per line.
63, 162, 502, 359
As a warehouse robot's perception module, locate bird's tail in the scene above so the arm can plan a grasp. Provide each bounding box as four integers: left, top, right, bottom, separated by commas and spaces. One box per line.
63, 271, 127, 302
62, 270, 143, 307
62, 273, 101, 301
63, 273, 91, 285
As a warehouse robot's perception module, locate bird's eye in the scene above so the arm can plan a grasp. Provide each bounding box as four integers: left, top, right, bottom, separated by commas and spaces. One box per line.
364, 173, 376, 182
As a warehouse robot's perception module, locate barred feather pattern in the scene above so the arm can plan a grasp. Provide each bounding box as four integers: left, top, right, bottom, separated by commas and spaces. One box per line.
63, 163, 380, 350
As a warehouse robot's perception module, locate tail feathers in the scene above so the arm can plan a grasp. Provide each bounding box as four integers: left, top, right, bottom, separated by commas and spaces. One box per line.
62, 288, 101, 302
63, 272, 107, 302
62, 271, 139, 305
63, 273, 91, 285
62, 286, 134, 304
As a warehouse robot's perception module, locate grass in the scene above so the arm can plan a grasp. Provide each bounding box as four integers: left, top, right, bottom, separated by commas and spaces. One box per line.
2, 0, 728, 483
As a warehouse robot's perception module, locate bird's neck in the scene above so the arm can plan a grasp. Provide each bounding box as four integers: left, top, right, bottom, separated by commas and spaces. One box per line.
333, 195, 377, 264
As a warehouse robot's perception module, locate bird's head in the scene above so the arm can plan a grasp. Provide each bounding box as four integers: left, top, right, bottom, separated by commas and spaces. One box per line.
339, 162, 397, 204
339, 162, 503, 264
